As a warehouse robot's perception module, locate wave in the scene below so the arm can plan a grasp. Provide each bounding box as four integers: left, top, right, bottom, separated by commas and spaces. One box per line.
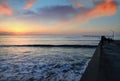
0, 44, 97, 48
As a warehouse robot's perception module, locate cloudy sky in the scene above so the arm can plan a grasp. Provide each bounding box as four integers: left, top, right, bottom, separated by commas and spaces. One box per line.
0, 0, 120, 35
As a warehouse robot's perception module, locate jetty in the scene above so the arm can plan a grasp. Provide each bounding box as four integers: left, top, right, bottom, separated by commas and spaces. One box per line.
80, 36, 120, 81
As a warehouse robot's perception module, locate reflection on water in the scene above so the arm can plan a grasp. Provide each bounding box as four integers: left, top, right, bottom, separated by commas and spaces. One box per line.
0, 35, 100, 45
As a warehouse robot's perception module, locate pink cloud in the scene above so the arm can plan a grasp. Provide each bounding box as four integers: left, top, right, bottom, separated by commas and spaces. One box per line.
51, 0, 119, 28
0, 4, 13, 16
89, 0, 117, 17
67, 0, 119, 24
25, 1, 34, 9
77, 2, 83, 8
71, 0, 83, 8
25, 0, 38, 9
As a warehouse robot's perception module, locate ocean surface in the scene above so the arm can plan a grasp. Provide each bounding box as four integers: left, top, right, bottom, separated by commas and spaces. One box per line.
0, 35, 102, 81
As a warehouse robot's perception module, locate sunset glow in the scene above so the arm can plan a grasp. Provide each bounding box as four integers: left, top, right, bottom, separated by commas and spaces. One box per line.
0, 0, 120, 35
0, 1, 120, 80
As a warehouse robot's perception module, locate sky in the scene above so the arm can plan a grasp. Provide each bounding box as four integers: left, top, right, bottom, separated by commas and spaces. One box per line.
0, 0, 120, 35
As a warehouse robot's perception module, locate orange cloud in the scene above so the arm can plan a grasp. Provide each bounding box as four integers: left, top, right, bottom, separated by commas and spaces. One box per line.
25, 1, 35, 9
71, 0, 82, 8
52, 0, 119, 28
77, 2, 83, 8
0, 4, 13, 16
67, 0, 118, 25
88, 0, 117, 17
106, 0, 113, 3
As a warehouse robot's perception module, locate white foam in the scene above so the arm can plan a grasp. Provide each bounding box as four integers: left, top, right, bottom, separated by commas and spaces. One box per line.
0, 47, 95, 81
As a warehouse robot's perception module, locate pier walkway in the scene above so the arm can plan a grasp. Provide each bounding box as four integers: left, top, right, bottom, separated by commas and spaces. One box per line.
80, 37, 120, 81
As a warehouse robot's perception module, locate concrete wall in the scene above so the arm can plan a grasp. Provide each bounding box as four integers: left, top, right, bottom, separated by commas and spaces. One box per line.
80, 40, 102, 81
80, 37, 120, 81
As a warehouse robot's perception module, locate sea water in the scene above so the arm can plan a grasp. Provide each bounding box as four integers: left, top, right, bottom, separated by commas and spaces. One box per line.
0, 35, 99, 81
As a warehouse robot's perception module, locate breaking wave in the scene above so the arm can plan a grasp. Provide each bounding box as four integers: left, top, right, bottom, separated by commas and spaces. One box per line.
0, 44, 97, 48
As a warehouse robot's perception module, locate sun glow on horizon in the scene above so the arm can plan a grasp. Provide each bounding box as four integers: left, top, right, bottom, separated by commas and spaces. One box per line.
0, 0, 120, 35
0, 21, 35, 34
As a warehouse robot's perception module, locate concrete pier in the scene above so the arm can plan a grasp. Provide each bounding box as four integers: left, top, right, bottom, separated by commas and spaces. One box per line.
80, 36, 120, 81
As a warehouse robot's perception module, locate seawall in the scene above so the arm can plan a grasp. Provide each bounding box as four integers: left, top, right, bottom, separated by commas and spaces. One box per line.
80, 36, 120, 81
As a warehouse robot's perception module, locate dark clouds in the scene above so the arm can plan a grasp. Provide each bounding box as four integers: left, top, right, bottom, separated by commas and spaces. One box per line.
38, 6, 79, 20
21, 0, 119, 25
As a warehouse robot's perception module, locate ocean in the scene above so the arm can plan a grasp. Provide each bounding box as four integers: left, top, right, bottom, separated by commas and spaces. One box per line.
0, 35, 100, 81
